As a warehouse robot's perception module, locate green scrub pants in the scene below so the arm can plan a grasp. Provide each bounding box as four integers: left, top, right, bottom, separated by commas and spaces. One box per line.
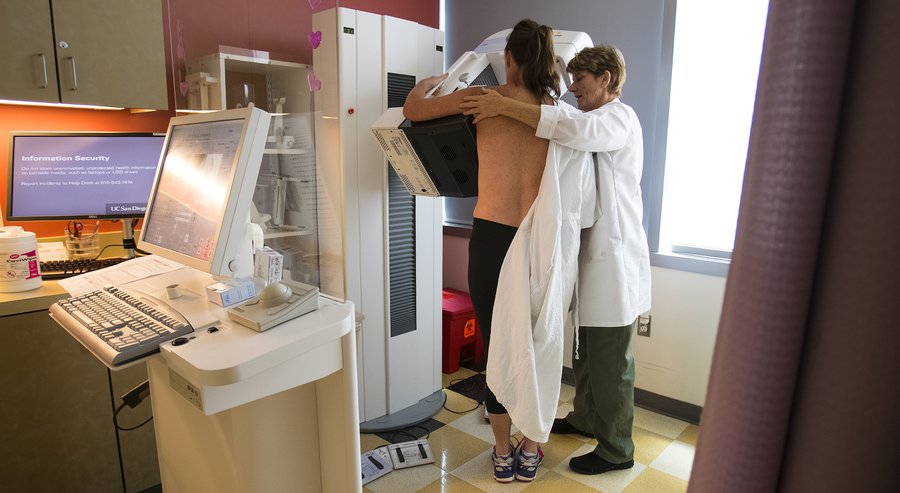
566, 320, 637, 463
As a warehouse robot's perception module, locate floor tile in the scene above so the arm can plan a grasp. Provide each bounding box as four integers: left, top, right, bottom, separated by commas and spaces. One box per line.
648, 440, 694, 481
365, 463, 446, 493
553, 444, 645, 493
676, 424, 698, 445
442, 367, 479, 391
538, 433, 589, 470
622, 467, 688, 493
521, 470, 602, 492
432, 390, 481, 426
446, 403, 518, 445
419, 472, 486, 492
632, 407, 689, 439
632, 426, 675, 466
558, 383, 576, 403
360, 433, 390, 454
375, 417, 445, 444
451, 448, 549, 492
427, 424, 492, 472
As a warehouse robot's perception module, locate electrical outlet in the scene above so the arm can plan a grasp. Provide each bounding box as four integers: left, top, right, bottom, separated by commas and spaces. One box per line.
637, 314, 651, 337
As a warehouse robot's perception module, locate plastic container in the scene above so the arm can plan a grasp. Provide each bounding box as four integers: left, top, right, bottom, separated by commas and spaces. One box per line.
65, 228, 101, 259
0, 226, 42, 292
441, 288, 484, 373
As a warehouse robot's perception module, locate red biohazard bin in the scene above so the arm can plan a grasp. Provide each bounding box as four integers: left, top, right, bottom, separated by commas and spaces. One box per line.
441, 288, 484, 373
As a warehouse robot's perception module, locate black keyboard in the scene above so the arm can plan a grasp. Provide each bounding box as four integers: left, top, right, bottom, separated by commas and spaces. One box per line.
39, 257, 131, 280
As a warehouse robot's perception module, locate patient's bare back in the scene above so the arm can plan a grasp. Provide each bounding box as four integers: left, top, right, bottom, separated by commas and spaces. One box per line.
474, 85, 549, 227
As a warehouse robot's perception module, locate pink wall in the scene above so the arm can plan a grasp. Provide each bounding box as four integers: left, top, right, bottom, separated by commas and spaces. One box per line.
339, 0, 439, 28
1, 0, 439, 238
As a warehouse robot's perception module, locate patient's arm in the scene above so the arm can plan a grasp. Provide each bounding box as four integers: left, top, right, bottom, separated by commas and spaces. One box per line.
403, 73, 484, 121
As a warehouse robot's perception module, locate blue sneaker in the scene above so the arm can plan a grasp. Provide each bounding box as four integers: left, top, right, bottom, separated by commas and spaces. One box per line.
491, 445, 515, 483
515, 443, 543, 482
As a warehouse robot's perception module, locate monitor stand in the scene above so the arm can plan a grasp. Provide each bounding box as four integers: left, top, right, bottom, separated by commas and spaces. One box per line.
120, 219, 137, 258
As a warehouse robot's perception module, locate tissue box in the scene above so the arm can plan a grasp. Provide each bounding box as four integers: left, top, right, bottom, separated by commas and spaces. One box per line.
206, 278, 256, 307
254, 246, 283, 284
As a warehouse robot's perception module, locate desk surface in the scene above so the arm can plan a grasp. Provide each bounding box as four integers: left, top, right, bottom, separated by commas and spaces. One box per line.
1, 232, 133, 317
0, 281, 69, 317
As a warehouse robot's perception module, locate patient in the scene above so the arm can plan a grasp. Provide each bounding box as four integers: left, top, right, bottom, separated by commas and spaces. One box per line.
403, 19, 559, 483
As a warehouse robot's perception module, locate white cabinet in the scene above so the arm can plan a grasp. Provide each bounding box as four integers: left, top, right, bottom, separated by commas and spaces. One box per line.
0, 0, 168, 109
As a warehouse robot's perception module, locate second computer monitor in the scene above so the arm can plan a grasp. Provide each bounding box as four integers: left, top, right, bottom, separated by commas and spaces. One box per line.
138, 107, 272, 277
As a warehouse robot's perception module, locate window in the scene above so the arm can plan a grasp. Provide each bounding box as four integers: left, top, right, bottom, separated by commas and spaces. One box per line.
658, 0, 769, 257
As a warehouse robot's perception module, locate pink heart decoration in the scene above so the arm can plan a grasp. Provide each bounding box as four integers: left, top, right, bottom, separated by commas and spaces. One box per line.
179, 81, 189, 97
308, 70, 322, 92
307, 0, 323, 9
308, 31, 322, 49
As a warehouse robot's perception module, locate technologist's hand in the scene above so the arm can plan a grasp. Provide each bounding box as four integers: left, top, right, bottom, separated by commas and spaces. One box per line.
461, 88, 505, 124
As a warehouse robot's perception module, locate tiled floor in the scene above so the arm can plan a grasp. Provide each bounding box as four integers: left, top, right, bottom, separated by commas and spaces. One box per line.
360, 366, 696, 492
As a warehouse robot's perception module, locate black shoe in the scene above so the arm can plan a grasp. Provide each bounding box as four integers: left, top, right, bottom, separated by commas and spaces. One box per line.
569, 451, 634, 475
550, 418, 594, 438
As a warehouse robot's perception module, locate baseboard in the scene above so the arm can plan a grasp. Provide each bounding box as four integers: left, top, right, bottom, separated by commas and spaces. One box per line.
561, 367, 701, 425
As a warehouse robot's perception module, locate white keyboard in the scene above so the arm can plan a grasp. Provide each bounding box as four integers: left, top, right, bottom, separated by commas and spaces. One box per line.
50, 285, 193, 368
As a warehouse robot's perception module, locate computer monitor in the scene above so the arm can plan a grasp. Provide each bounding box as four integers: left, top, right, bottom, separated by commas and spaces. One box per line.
6, 132, 165, 220
137, 107, 272, 278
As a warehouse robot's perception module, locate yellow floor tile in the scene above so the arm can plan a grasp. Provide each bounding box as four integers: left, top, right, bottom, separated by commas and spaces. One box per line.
622, 467, 688, 493
360, 433, 390, 454
521, 470, 604, 492
632, 426, 676, 465
419, 472, 486, 492
676, 424, 698, 445
432, 389, 481, 425
442, 368, 478, 389
427, 425, 491, 472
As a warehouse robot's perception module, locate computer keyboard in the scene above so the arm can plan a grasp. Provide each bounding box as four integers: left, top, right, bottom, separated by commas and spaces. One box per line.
49, 285, 193, 367
40, 257, 131, 279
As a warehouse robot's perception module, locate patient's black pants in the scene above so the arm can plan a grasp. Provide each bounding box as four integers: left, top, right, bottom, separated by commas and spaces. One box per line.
467, 217, 518, 415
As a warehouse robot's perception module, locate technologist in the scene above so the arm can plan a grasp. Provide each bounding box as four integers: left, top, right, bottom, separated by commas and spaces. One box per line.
460, 44, 651, 476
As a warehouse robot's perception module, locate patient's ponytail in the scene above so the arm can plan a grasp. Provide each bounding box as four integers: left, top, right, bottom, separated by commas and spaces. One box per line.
505, 19, 560, 103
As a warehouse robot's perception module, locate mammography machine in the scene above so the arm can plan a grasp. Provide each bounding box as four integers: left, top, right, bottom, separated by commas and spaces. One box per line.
371, 29, 593, 197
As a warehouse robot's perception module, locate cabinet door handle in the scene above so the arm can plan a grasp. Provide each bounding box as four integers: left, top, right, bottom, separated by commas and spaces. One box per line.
64, 56, 78, 91
32, 54, 49, 88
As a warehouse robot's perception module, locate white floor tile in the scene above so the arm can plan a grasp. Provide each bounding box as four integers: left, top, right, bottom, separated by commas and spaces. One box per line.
632, 406, 690, 439
446, 404, 519, 445
648, 440, 695, 481
558, 383, 577, 403
365, 463, 445, 493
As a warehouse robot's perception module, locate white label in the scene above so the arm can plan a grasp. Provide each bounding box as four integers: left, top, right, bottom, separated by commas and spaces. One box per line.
1, 249, 40, 280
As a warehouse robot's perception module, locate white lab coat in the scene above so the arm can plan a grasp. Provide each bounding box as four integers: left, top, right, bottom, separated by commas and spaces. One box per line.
485, 140, 596, 443
537, 98, 651, 327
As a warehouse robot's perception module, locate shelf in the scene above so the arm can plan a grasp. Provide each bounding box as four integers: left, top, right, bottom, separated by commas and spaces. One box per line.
263, 148, 311, 155
263, 226, 312, 239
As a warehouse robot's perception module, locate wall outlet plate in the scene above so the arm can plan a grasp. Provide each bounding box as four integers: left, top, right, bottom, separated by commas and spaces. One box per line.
388, 439, 435, 469
637, 314, 652, 337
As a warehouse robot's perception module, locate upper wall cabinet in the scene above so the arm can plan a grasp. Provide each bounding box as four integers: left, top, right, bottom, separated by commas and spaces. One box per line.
0, 0, 168, 110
